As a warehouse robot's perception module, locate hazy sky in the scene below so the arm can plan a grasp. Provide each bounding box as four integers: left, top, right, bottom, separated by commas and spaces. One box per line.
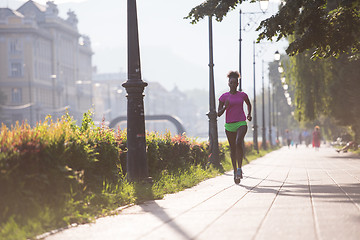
6, 0, 287, 94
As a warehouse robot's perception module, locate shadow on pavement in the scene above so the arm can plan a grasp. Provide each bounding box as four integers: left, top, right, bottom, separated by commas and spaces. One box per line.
241, 182, 360, 204
133, 182, 192, 239
137, 200, 193, 239
327, 155, 360, 159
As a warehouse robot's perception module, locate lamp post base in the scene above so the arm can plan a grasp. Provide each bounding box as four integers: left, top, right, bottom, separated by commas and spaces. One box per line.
207, 111, 220, 167
122, 80, 149, 182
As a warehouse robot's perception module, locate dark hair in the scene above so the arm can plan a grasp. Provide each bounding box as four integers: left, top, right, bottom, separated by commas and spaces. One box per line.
227, 71, 240, 79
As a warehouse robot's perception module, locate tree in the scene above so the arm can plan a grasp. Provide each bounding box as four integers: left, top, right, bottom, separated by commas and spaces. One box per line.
285, 49, 360, 141
327, 55, 360, 141
186, 0, 360, 59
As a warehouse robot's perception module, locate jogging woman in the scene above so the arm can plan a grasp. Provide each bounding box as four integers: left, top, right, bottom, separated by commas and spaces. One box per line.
218, 71, 252, 184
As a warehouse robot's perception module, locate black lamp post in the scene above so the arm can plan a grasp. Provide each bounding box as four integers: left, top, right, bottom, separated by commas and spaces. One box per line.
261, 59, 267, 150
274, 50, 280, 143
207, 15, 220, 166
26, 66, 33, 126
252, 41, 259, 153
274, 50, 280, 61
122, 0, 149, 181
51, 74, 57, 119
268, 76, 272, 147
238, 0, 269, 91
238, 9, 243, 91
107, 83, 112, 121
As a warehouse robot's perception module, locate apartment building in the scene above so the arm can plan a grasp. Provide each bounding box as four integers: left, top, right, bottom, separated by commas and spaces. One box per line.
0, 0, 92, 126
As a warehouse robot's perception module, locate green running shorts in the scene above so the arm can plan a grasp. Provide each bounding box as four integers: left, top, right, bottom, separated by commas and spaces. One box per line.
225, 121, 247, 132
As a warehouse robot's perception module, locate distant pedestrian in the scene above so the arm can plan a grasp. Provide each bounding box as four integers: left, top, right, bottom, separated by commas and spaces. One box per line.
312, 126, 321, 150
285, 129, 291, 148
298, 131, 303, 145
303, 130, 311, 147
218, 71, 252, 184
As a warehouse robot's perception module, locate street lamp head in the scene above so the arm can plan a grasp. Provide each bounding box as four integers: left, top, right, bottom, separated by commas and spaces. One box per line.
287, 97, 292, 106
278, 66, 284, 73
274, 50, 280, 61
280, 0, 286, 7
259, 0, 269, 13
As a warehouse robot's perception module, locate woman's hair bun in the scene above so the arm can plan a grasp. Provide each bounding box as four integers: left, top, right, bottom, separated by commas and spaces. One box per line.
227, 71, 240, 79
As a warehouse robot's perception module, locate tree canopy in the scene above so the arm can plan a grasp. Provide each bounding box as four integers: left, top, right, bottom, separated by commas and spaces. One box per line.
186, 0, 360, 59
283, 48, 360, 141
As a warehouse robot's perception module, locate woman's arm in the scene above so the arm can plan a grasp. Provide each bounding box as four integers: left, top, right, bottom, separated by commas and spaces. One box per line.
217, 100, 225, 117
244, 96, 252, 121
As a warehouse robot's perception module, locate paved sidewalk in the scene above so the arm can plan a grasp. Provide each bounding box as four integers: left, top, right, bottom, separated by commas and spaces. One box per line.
45, 146, 360, 240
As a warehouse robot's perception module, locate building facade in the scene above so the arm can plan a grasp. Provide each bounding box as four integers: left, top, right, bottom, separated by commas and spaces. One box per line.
0, 0, 92, 126
92, 72, 127, 124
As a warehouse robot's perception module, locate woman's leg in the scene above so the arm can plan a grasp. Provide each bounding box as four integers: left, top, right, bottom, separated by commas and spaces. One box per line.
235, 125, 248, 168
225, 130, 237, 171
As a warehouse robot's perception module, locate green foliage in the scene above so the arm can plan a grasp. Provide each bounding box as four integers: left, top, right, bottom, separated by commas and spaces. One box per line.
186, 0, 255, 23
186, 0, 360, 59
258, 0, 360, 59
288, 50, 330, 121
327, 55, 360, 141
146, 132, 210, 176
151, 165, 217, 199
283, 46, 360, 141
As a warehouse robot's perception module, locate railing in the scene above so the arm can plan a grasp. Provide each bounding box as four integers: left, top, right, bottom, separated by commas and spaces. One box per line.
109, 114, 186, 135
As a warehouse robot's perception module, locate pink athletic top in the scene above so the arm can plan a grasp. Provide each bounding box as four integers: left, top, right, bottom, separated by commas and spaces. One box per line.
219, 91, 248, 123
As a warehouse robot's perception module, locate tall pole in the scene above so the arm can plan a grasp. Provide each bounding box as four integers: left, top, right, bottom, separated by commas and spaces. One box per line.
207, 15, 220, 166
268, 79, 272, 147
90, 81, 93, 107
261, 60, 266, 150
238, 9, 242, 91
122, 0, 149, 181
27, 67, 33, 126
107, 83, 112, 120
253, 41, 259, 153
272, 84, 276, 143
274, 93, 279, 143
51, 75, 56, 119
272, 85, 276, 129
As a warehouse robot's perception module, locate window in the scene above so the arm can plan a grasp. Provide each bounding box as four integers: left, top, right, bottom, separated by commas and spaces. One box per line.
9, 39, 22, 55
12, 88, 22, 104
9, 62, 23, 77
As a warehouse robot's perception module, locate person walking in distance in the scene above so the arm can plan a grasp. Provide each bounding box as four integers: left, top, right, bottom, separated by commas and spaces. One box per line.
218, 71, 252, 184
285, 129, 292, 148
312, 126, 321, 151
